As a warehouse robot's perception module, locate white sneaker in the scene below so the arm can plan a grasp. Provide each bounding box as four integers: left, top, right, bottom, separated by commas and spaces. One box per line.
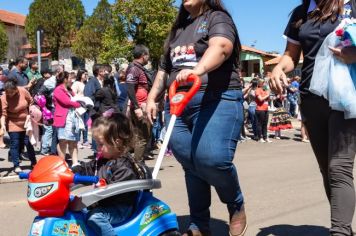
259, 139, 266, 143
265, 139, 273, 143
14, 166, 22, 174
275, 136, 281, 140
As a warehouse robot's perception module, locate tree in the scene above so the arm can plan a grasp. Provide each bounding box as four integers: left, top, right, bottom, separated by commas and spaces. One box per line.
72, 0, 113, 63
25, 0, 85, 60
0, 23, 8, 62
102, 0, 177, 64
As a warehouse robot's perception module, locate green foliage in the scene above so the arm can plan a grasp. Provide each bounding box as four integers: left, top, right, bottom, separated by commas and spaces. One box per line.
102, 0, 177, 64
72, 0, 113, 63
25, 0, 85, 59
0, 23, 8, 62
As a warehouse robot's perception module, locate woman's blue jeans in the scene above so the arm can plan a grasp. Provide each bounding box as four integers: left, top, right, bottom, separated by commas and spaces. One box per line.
41, 125, 53, 154
164, 89, 245, 233
9, 131, 36, 167
248, 105, 257, 137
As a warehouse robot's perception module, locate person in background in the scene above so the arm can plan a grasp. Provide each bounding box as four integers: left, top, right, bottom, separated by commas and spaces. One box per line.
114, 63, 129, 113
72, 69, 90, 149
39, 69, 54, 156
287, 76, 300, 117
39, 65, 63, 155
269, 93, 293, 139
53, 72, 81, 166
84, 64, 105, 157
94, 74, 119, 119
126, 45, 154, 162
8, 57, 34, 89
1, 79, 37, 173
26, 61, 42, 82
0, 67, 5, 148
246, 79, 258, 139
255, 79, 271, 143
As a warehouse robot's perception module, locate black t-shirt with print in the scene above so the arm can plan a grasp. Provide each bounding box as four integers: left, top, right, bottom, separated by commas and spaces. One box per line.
160, 10, 242, 91
284, 1, 355, 96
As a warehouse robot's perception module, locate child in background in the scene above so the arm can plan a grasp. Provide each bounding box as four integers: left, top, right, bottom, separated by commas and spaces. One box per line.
72, 110, 146, 236
269, 94, 293, 139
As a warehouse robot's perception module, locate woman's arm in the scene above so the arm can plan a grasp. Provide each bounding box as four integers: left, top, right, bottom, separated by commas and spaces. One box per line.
176, 36, 234, 82
146, 70, 168, 124
270, 42, 302, 94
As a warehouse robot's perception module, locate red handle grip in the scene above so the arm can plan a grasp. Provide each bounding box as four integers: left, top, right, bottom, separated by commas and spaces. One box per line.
169, 74, 201, 116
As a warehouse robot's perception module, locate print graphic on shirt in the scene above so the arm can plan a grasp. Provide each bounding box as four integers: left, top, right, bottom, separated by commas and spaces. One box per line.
171, 44, 198, 68
341, 2, 353, 20
197, 20, 208, 34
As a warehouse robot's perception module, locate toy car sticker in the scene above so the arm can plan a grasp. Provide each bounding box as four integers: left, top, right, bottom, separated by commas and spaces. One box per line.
140, 204, 171, 231
27, 182, 59, 202
30, 219, 45, 236
52, 220, 87, 236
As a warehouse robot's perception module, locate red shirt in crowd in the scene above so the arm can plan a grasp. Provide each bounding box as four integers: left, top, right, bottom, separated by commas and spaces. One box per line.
255, 88, 269, 111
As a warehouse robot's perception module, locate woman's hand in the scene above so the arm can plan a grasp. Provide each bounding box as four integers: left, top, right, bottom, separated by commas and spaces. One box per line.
146, 98, 157, 124
269, 65, 288, 95
175, 69, 198, 83
329, 46, 356, 64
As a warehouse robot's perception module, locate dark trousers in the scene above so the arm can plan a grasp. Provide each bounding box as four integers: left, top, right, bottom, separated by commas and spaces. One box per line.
9, 131, 36, 167
301, 96, 356, 236
130, 110, 152, 162
50, 127, 58, 155
255, 110, 269, 139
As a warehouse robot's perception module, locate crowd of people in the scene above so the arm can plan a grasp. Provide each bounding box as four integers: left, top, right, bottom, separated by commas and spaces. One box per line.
0, 46, 164, 174
239, 73, 310, 144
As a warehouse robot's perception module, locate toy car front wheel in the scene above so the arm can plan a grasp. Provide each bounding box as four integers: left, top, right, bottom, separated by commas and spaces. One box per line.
159, 229, 181, 236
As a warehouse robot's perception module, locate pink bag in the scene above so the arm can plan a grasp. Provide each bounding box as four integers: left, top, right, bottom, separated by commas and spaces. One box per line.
87, 118, 92, 129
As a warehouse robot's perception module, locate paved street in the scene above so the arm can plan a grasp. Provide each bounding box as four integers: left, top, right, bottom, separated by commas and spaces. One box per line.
0, 127, 355, 236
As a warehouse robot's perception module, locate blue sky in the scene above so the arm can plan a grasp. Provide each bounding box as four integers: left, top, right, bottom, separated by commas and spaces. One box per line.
1, 0, 301, 53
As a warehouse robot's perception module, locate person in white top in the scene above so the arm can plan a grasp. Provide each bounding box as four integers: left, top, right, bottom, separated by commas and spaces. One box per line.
72, 69, 88, 97
71, 69, 90, 148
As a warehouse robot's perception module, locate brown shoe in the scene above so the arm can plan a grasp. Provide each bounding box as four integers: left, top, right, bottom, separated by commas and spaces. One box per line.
229, 205, 247, 236
182, 229, 211, 236
182, 229, 203, 236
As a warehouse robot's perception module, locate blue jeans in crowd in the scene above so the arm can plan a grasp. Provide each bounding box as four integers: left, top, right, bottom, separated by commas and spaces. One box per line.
87, 204, 133, 236
164, 89, 245, 233
9, 131, 36, 167
41, 125, 53, 154
152, 111, 163, 143
77, 111, 89, 143
288, 99, 297, 117
248, 105, 257, 138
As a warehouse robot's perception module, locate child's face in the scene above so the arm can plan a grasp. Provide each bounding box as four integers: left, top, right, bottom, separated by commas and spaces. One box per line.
95, 135, 121, 159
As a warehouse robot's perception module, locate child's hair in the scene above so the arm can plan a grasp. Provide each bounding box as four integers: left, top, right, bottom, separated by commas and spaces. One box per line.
92, 112, 133, 155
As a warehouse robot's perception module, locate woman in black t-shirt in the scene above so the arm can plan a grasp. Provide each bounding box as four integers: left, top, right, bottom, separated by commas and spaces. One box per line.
146, 1, 247, 236
270, 1, 356, 235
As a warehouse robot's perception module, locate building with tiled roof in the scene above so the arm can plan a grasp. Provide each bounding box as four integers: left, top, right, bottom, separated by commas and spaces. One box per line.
240, 45, 279, 80
0, 9, 28, 62
0, 9, 26, 27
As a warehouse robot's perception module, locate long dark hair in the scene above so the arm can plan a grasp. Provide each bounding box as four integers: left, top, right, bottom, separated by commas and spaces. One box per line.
76, 69, 88, 82
165, 0, 241, 61
296, 0, 343, 27
56, 71, 69, 87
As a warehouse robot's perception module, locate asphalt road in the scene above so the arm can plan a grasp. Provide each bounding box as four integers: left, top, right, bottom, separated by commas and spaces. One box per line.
0, 129, 355, 236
